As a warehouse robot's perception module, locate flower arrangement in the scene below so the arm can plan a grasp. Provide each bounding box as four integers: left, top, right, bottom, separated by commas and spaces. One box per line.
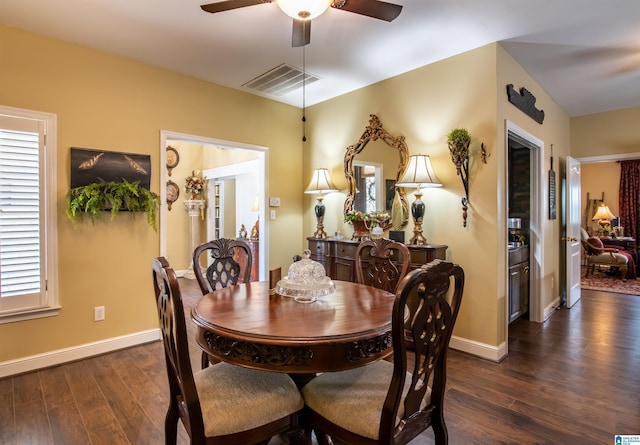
185, 170, 204, 198
344, 210, 374, 223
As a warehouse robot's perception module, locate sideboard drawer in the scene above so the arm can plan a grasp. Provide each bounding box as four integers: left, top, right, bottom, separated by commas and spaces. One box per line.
408, 244, 448, 268
308, 239, 327, 256
334, 242, 359, 259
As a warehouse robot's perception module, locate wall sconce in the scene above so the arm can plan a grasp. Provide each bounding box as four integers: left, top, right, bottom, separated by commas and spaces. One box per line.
396, 155, 442, 245
447, 128, 471, 227
305, 168, 338, 239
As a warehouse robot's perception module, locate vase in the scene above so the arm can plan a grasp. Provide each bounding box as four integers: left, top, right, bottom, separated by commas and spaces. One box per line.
351, 219, 371, 241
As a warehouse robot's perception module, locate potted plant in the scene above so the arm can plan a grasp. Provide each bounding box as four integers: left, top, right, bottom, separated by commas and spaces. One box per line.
65, 179, 160, 230
344, 210, 375, 241
446, 127, 471, 175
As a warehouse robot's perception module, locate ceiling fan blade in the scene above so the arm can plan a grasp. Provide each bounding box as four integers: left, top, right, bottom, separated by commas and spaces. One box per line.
292, 20, 311, 47
333, 0, 402, 22
201, 0, 271, 14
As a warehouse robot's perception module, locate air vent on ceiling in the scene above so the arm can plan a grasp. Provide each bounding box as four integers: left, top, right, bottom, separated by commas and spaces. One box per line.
243, 63, 320, 96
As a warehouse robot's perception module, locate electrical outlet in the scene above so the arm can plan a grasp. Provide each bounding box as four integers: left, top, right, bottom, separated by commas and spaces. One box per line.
94, 306, 105, 321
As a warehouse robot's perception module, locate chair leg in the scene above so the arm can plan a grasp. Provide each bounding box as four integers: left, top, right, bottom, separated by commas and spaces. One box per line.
201, 351, 209, 369
432, 418, 449, 445
164, 400, 180, 445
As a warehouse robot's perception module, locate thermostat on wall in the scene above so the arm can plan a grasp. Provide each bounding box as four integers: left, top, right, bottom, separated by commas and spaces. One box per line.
269, 197, 281, 207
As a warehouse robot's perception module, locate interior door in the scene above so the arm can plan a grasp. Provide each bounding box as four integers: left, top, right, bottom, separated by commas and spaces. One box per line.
565, 156, 582, 308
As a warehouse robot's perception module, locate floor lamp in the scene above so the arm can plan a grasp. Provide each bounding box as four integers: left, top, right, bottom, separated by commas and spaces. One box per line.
305, 168, 338, 239
396, 154, 442, 245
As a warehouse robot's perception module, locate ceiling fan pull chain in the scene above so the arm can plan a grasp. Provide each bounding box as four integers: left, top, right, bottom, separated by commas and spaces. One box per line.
302, 33, 307, 142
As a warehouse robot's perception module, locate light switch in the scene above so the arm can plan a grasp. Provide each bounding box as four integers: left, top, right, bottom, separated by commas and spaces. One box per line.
269, 197, 281, 207
270, 209, 276, 220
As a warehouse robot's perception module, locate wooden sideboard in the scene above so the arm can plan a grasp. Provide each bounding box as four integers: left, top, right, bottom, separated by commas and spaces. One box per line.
307, 237, 448, 282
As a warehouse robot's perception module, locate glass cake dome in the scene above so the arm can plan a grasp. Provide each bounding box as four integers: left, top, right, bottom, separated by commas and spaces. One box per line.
275, 250, 335, 302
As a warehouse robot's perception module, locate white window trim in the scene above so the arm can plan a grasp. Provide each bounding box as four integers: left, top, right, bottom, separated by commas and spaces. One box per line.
0, 105, 59, 324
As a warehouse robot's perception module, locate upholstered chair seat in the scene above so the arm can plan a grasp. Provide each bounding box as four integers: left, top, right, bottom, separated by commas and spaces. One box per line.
194, 362, 303, 437
301, 360, 427, 440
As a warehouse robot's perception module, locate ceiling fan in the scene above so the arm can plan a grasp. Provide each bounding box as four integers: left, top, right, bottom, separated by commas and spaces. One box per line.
200, 0, 403, 47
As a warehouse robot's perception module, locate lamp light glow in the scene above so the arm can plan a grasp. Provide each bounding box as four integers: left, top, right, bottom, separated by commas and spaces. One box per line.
592, 203, 616, 235
275, 0, 332, 20
592, 203, 615, 222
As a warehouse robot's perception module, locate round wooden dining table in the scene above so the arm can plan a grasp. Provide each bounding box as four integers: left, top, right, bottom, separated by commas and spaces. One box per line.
191, 280, 396, 375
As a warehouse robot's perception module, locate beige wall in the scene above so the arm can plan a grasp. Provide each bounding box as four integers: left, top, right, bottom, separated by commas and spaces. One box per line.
0, 24, 304, 363
1, 21, 627, 368
166, 141, 205, 271
581, 162, 621, 234
496, 45, 571, 340
570, 106, 640, 237
571, 107, 640, 158
306, 43, 571, 352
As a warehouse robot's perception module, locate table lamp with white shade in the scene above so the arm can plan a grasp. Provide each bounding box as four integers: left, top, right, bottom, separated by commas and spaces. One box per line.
305, 168, 338, 239
395, 154, 442, 245
592, 202, 616, 236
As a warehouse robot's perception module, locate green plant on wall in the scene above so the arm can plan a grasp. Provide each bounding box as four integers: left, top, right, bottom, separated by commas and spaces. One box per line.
447, 127, 472, 227
65, 179, 160, 230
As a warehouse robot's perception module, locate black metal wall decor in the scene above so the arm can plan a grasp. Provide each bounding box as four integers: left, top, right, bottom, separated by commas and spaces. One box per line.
506, 84, 545, 124
70, 147, 151, 189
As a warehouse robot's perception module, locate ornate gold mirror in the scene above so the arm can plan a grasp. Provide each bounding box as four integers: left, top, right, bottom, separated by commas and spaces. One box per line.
344, 115, 409, 229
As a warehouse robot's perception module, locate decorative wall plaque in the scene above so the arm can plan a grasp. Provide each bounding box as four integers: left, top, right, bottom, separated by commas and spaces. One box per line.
506, 84, 545, 124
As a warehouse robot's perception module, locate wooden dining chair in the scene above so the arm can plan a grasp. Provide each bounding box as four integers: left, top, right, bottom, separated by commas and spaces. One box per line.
301, 259, 464, 445
151, 257, 304, 445
192, 238, 253, 295
355, 238, 411, 293
193, 238, 254, 367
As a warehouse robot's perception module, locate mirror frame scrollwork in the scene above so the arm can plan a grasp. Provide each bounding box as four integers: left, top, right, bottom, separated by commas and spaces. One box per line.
344, 115, 409, 229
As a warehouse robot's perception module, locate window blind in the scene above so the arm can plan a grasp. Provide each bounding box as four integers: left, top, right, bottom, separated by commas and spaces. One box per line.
0, 129, 42, 298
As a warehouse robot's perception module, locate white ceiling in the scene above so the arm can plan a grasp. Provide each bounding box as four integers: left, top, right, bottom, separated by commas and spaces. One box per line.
1, 0, 639, 117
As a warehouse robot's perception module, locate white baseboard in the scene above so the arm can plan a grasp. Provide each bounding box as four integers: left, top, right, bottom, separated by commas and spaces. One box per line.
544, 297, 561, 320
449, 335, 507, 362
0, 328, 161, 378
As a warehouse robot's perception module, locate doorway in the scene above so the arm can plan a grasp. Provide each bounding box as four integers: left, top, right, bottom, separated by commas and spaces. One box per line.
505, 121, 544, 331
159, 130, 268, 281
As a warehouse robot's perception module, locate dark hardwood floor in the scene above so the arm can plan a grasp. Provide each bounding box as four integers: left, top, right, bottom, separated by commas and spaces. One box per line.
1, 279, 639, 444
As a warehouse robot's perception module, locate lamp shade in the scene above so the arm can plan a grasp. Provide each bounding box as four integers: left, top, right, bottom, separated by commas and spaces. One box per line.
305, 168, 338, 194
396, 155, 443, 188
275, 0, 331, 20
592, 203, 615, 221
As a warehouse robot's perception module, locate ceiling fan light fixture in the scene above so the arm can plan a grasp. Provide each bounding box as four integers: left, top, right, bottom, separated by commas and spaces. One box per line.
276, 0, 332, 20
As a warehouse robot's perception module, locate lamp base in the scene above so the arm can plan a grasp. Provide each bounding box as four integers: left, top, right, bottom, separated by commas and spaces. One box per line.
408, 191, 427, 245
408, 229, 427, 245
312, 220, 327, 239
312, 199, 327, 239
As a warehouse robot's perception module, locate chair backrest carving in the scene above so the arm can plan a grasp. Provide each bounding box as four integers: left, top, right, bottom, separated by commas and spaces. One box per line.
355, 238, 411, 293
192, 238, 253, 295
382, 259, 464, 443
